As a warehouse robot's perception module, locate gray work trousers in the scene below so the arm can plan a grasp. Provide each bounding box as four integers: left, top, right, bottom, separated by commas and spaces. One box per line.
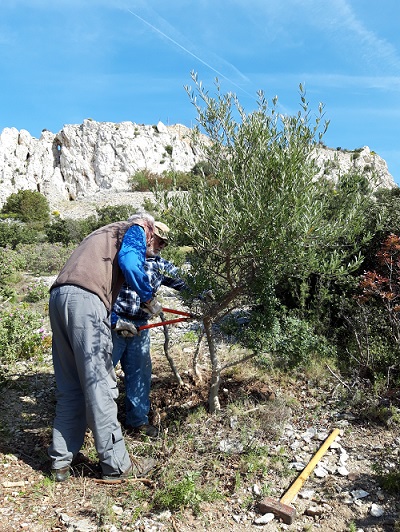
48, 285, 131, 476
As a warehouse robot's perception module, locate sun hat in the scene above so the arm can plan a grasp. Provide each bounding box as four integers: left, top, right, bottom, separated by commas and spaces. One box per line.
154, 221, 170, 243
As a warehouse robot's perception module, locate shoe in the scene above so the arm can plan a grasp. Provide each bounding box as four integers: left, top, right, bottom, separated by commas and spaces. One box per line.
101, 457, 157, 484
128, 424, 159, 438
51, 466, 70, 482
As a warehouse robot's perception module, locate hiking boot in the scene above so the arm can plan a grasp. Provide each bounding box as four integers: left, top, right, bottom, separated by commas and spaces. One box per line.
128, 424, 159, 438
101, 457, 156, 484
51, 466, 70, 482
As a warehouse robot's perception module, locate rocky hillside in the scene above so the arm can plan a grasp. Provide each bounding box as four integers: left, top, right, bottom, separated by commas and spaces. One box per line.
0, 120, 396, 215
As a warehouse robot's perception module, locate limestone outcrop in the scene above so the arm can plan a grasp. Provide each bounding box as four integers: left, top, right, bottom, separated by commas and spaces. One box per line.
312, 145, 395, 189
0, 119, 396, 214
0, 120, 204, 211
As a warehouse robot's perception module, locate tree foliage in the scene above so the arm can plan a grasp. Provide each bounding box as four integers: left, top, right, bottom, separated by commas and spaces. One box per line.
156, 74, 378, 410
161, 75, 372, 311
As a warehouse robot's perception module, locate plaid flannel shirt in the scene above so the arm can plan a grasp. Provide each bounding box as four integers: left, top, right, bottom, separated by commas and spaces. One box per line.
111, 256, 186, 324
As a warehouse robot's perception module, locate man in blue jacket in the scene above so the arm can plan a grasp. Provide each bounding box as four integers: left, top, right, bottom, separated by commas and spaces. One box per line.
112, 221, 186, 437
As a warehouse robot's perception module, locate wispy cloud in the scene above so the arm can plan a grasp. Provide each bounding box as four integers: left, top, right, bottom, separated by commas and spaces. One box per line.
325, 0, 400, 72
125, 3, 254, 97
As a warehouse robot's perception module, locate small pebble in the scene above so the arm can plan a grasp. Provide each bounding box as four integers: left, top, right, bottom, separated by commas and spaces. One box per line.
254, 513, 275, 524
370, 504, 384, 517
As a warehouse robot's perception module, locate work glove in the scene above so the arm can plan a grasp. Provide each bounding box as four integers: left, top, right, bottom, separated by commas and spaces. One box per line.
141, 297, 163, 317
114, 318, 138, 337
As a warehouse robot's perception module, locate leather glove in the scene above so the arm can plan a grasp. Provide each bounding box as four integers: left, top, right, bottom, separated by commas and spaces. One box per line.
141, 297, 162, 317
114, 318, 138, 337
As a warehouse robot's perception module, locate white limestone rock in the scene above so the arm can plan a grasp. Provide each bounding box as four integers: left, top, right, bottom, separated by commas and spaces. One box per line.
0, 120, 396, 215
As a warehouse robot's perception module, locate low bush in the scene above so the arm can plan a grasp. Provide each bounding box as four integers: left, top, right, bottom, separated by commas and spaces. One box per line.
0, 246, 27, 299
0, 220, 42, 248
0, 304, 50, 362
16, 242, 75, 275
25, 279, 49, 302
45, 217, 97, 245
152, 472, 221, 515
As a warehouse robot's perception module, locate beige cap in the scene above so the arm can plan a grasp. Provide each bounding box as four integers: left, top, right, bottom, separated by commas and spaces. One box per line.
154, 221, 170, 242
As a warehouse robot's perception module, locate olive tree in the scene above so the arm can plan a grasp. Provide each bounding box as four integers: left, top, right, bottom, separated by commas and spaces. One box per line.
159, 74, 373, 411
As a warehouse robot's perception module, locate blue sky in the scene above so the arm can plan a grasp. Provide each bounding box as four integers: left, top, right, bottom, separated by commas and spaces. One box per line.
1, 0, 399, 184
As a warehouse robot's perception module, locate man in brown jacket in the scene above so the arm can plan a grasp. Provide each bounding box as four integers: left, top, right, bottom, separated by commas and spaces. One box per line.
48, 212, 161, 483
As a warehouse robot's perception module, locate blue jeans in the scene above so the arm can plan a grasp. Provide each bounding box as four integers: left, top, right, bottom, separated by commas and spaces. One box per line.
112, 326, 151, 427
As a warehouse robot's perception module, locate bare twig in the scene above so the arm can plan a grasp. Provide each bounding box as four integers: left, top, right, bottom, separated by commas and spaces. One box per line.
93, 477, 154, 486
221, 352, 257, 371
160, 312, 183, 386
171, 516, 181, 532
325, 363, 352, 391
192, 329, 205, 383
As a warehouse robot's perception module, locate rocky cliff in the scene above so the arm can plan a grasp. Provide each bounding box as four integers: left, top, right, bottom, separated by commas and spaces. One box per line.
0, 119, 396, 215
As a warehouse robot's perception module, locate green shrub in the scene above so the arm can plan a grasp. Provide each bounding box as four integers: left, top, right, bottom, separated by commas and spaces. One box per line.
0, 304, 49, 362
95, 205, 134, 226
16, 242, 75, 275
0, 220, 42, 248
191, 160, 214, 178
152, 472, 220, 515
45, 218, 95, 245
0, 247, 27, 296
247, 310, 336, 370
161, 246, 189, 267
128, 169, 196, 192
128, 169, 159, 191
1, 190, 50, 224
25, 279, 49, 302
270, 314, 336, 368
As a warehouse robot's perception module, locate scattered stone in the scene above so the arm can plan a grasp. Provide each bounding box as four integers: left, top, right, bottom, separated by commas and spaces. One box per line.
2, 481, 25, 488
305, 506, 323, 517
323, 463, 337, 474
230, 416, 238, 429
339, 452, 349, 465
351, 489, 369, 500
254, 513, 275, 524
337, 466, 349, 476
301, 428, 317, 442
290, 461, 306, 471
219, 439, 244, 453
156, 510, 172, 520
370, 504, 384, 517
253, 484, 261, 496
59, 513, 96, 531
299, 489, 315, 499
314, 466, 328, 478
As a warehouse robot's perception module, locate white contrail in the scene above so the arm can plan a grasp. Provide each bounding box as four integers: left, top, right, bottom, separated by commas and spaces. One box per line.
127, 9, 254, 98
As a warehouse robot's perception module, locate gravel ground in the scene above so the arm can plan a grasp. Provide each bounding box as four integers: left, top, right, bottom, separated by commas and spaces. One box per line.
1, 309, 399, 532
